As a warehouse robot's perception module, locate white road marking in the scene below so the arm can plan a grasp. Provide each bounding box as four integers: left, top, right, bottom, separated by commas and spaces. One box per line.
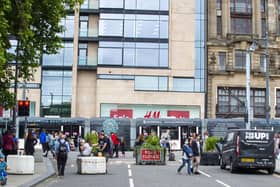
128, 164, 131, 169
198, 170, 212, 178
128, 169, 132, 177
273, 174, 280, 178
216, 179, 231, 187
129, 178, 134, 187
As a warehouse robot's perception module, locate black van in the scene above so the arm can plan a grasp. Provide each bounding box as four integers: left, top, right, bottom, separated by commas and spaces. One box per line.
219, 129, 275, 174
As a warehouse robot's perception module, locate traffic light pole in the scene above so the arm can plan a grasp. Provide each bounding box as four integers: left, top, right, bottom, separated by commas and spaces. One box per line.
12, 41, 20, 131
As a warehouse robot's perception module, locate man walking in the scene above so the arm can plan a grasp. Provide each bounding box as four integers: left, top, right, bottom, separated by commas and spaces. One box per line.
191, 135, 200, 174
177, 139, 193, 175
55, 132, 70, 177
39, 129, 47, 157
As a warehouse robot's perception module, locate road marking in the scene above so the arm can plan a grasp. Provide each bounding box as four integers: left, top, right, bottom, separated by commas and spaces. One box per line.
129, 178, 134, 187
128, 169, 132, 177
128, 164, 131, 169
216, 179, 231, 187
273, 174, 280, 178
198, 170, 211, 178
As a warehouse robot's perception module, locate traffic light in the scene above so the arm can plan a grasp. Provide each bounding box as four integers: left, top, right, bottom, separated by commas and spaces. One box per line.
18, 100, 30, 116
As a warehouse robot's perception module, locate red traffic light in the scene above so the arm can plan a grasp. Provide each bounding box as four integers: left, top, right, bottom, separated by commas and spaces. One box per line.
18, 101, 24, 106
24, 101, 30, 107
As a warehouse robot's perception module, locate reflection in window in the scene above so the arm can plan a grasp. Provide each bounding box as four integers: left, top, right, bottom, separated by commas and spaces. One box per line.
135, 76, 168, 91
218, 52, 226, 71
98, 42, 168, 67
43, 43, 73, 66
125, 0, 169, 10
173, 78, 194, 92
80, 16, 88, 37
78, 43, 88, 65
99, 14, 168, 39
41, 71, 72, 117
100, 0, 123, 8
58, 16, 74, 38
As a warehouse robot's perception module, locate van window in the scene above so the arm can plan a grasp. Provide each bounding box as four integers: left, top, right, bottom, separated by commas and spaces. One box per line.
227, 132, 234, 142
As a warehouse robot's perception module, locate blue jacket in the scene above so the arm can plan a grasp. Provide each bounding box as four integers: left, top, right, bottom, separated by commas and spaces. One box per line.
55, 139, 70, 154
39, 132, 46, 144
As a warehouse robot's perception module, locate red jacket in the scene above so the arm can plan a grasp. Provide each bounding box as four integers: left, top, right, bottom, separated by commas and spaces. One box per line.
111, 133, 119, 145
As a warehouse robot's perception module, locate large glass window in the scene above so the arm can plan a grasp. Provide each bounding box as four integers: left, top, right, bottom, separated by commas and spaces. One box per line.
231, 17, 252, 34
218, 52, 226, 71
98, 42, 168, 67
230, 0, 252, 14
78, 43, 88, 65
217, 87, 265, 118
100, 0, 123, 8
135, 76, 168, 91
41, 71, 72, 117
235, 50, 246, 70
99, 14, 168, 39
217, 16, 222, 35
276, 89, 280, 117
172, 78, 194, 92
79, 16, 88, 37
42, 43, 73, 66
58, 16, 74, 38
99, 0, 170, 10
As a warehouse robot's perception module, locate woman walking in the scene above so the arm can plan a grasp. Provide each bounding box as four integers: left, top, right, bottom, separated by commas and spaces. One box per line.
25, 131, 38, 155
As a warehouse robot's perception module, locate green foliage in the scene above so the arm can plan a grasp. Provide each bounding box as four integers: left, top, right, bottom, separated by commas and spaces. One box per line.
141, 135, 163, 150
205, 136, 220, 152
0, 0, 83, 109
84, 132, 99, 154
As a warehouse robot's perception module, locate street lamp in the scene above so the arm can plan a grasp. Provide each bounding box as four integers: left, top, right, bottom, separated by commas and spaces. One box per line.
246, 41, 257, 130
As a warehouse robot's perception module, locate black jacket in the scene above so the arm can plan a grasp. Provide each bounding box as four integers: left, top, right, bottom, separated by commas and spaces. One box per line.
191, 140, 199, 156
25, 137, 38, 155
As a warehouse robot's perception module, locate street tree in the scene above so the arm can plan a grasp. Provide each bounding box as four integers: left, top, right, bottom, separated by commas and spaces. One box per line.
0, 0, 83, 109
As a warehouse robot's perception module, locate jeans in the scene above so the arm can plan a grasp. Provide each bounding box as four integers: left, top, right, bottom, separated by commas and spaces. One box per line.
177, 158, 191, 175
57, 153, 67, 176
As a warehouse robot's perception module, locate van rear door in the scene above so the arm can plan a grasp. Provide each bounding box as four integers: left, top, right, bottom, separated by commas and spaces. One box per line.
239, 131, 274, 163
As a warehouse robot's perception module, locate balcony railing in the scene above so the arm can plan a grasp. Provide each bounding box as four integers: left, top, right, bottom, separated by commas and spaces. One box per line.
80, 0, 99, 9
79, 28, 98, 38
78, 56, 97, 66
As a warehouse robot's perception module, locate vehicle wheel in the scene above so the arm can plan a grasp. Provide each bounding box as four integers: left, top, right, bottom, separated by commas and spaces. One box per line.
229, 159, 236, 173
267, 168, 274, 175
220, 157, 226, 169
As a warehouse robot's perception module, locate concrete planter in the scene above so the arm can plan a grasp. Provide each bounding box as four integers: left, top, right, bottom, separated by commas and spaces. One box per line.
77, 156, 106, 174
200, 152, 220, 165
7, 155, 35, 174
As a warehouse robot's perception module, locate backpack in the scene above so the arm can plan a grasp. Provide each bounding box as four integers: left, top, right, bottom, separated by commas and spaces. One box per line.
183, 145, 193, 158
58, 140, 68, 153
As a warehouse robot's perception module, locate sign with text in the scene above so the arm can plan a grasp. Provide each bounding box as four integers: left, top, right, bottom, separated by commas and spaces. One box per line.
141, 149, 161, 161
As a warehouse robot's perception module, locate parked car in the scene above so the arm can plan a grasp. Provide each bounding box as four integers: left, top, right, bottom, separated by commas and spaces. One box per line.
219, 129, 275, 174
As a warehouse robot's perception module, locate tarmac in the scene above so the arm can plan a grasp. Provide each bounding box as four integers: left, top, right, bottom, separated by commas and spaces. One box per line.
5, 151, 280, 187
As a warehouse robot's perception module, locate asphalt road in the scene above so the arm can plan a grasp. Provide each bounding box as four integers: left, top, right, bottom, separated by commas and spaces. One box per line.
37, 152, 280, 187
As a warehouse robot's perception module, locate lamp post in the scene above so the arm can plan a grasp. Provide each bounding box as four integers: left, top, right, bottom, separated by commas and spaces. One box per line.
246, 42, 257, 130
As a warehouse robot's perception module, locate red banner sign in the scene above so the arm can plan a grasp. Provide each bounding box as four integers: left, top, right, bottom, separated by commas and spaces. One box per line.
110, 109, 133, 118
167, 110, 189, 118
141, 149, 161, 161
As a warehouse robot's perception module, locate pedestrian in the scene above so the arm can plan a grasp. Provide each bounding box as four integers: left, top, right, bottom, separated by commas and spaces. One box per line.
177, 139, 193, 175
39, 129, 48, 157
98, 132, 111, 162
120, 136, 126, 158
55, 132, 70, 178
48, 132, 56, 158
111, 132, 120, 158
190, 135, 200, 174
79, 139, 92, 156
2, 131, 15, 161
11, 132, 18, 155
0, 153, 7, 185
25, 131, 38, 155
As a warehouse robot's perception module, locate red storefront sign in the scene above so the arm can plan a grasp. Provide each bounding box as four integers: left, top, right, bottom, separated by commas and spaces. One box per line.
110, 109, 133, 118
141, 149, 161, 161
167, 110, 189, 118
144, 111, 160, 118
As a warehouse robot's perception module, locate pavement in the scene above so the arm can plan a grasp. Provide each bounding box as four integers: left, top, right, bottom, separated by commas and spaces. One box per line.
6, 156, 55, 187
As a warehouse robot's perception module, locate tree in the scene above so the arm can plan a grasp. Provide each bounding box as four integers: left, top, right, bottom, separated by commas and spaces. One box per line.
0, 0, 83, 109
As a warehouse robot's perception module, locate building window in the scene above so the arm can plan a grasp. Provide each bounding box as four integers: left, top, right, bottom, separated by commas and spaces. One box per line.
58, 15, 74, 38
217, 16, 222, 35
79, 16, 88, 37
261, 0, 265, 13
172, 78, 194, 92
42, 43, 73, 66
260, 54, 265, 72
135, 76, 168, 91
217, 87, 265, 118
261, 18, 266, 38
230, 0, 252, 14
235, 50, 246, 70
100, 0, 124, 8
230, 0, 252, 34
78, 44, 88, 65
218, 52, 226, 71
41, 71, 72, 117
99, 14, 168, 39
276, 89, 280, 117
216, 0, 222, 10
98, 42, 168, 67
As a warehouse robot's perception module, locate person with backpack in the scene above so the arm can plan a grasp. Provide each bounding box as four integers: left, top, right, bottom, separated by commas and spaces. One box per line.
177, 139, 193, 175
55, 132, 70, 177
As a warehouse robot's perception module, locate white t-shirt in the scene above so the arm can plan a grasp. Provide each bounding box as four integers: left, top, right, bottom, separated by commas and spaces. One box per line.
81, 143, 92, 156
